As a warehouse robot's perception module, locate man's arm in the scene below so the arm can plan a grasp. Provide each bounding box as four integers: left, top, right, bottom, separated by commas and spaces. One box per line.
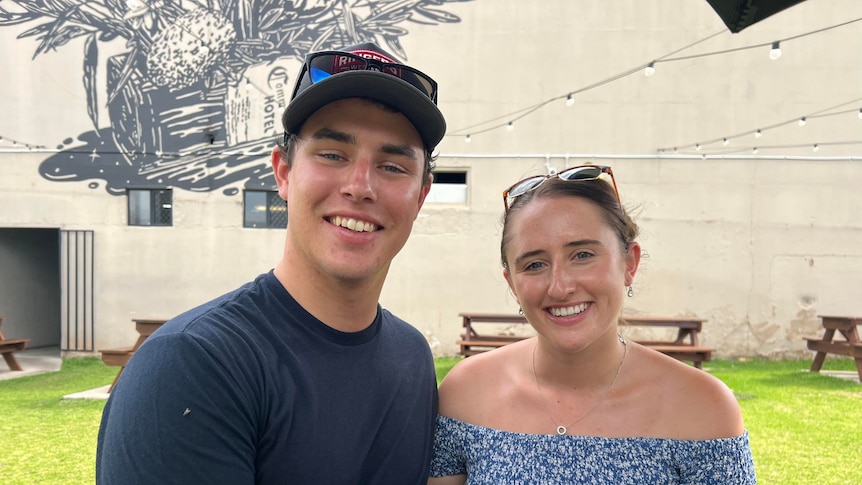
96, 332, 258, 484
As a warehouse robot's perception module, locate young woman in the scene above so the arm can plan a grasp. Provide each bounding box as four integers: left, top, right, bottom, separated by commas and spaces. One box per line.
429, 165, 756, 484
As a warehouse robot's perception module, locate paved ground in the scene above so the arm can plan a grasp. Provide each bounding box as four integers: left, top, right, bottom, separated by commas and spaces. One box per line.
0, 346, 61, 381
818, 369, 861, 383
0, 346, 111, 399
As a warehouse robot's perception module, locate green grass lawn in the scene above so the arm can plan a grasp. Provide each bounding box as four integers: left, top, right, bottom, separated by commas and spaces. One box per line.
1, 356, 860, 484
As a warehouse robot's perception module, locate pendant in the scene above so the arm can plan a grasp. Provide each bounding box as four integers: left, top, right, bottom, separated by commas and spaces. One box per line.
556, 425, 567, 435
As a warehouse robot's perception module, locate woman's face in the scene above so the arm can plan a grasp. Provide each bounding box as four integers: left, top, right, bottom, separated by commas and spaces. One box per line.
503, 195, 640, 351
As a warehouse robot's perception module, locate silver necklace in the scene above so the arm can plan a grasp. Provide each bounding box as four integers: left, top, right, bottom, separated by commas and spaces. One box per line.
531, 335, 628, 436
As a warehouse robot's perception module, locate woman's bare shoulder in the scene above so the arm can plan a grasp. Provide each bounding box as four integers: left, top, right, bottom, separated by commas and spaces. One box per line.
437, 340, 531, 421
629, 345, 746, 440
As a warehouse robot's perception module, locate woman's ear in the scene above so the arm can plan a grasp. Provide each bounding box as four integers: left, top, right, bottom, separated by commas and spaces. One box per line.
503, 267, 519, 305
624, 242, 642, 286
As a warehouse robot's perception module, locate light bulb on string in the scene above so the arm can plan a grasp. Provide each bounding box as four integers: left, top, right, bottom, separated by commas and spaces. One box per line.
465, 134, 471, 143
565, 94, 574, 107
752, 147, 759, 154
798, 117, 806, 127
722, 138, 729, 146
769, 41, 782, 60
644, 62, 655, 77
754, 129, 762, 138
812, 144, 819, 152
695, 144, 702, 151
506, 121, 514, 131
858, 108, 862, 119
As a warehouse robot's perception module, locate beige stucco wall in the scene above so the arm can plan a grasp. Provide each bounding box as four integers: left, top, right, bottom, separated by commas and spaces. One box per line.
2, 0, 860, 357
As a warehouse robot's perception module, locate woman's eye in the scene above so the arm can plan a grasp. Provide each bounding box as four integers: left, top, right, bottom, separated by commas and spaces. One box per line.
574, 251, 593, 260
525, 261, 545, 271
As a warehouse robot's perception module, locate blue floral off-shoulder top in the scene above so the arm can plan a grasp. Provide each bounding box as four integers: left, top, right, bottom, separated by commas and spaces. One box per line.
430, 415, 756, 484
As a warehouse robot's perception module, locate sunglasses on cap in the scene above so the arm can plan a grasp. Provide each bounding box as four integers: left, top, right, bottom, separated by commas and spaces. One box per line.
297, 50, 438, 103
502, 165, 621, 212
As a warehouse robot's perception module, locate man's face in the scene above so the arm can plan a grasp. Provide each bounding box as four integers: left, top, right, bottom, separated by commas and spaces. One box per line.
273, 98, 431, 286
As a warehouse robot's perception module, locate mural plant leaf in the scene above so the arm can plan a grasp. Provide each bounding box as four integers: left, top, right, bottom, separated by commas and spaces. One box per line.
83, 32, 100, 130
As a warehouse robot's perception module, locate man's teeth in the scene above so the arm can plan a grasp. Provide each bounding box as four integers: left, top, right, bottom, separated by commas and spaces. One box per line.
550, 303, 589, 317
332, 216, 378, 232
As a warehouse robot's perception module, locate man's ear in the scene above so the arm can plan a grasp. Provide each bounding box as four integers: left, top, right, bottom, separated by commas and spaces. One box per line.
415, 174, 433, 211
271, 146, 290, 201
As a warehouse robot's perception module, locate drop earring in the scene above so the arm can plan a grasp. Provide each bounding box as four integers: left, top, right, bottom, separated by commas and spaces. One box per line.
518, 307, 524, 315
627, 286, 634, 298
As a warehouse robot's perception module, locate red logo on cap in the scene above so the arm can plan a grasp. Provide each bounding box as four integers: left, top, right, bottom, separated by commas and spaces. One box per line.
350, 49, 397, 64
329, 49, 403, 78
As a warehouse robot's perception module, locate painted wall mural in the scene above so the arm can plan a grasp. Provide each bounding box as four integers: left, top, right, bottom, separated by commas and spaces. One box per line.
1, 0, 469, 195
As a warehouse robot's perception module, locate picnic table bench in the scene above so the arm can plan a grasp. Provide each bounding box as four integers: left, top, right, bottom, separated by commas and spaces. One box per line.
457, 312, 714, 368
803, 315, 862, 381
100, 318, 168, 391
0, 315, 30, 371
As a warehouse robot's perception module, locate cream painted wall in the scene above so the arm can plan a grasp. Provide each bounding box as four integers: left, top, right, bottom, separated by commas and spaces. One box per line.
2, 1, 860, 357
381, 155, 862, 358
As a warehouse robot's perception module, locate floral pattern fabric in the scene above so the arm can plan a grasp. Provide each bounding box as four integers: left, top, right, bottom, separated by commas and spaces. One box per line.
431, 415, 756, 484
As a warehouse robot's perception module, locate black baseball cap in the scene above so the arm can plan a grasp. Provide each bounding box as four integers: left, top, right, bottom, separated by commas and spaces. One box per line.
281, 42, 446, 152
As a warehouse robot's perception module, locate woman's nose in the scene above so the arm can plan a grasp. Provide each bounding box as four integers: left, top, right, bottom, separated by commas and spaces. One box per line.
547, 264, 575, 299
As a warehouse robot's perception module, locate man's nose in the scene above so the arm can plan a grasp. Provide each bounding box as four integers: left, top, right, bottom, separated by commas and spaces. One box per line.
341, 158, 376, 202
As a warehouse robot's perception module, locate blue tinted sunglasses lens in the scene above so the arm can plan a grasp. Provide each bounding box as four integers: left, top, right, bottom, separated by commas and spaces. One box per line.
304, 52, 436, 100
309, 67, 332, 83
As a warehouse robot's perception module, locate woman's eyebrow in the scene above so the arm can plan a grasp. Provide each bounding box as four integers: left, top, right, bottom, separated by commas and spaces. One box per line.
565, 239, 602, 249
513, 239, 604, 266
513, 249, 545, 267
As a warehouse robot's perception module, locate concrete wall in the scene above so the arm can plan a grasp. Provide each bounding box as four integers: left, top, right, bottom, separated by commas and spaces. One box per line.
1, 0, 860, 357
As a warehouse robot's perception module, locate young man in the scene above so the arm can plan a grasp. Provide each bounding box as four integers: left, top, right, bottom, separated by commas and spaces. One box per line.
96, 42, 446, 484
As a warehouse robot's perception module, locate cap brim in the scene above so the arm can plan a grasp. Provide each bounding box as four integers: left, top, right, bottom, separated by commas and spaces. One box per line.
282, 70, 446, 151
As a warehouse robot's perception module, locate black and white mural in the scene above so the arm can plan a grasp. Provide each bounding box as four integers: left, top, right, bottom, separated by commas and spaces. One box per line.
1, 0, 469, 195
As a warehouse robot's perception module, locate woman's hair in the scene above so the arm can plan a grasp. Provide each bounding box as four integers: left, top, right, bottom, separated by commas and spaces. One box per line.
500, 175, 639, 269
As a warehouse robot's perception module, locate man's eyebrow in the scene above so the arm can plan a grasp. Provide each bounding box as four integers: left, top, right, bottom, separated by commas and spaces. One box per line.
310, 128, 355, 144
380, 143, 418, 160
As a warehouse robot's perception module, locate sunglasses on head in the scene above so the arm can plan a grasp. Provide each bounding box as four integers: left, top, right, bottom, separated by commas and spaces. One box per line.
296, 51, 438, 103
502, 164, 620, 212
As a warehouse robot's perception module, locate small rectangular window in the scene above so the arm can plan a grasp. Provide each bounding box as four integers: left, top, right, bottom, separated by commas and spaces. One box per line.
128, 189, 172, 226
244, 190, 287, 228
427, 170, 468, 204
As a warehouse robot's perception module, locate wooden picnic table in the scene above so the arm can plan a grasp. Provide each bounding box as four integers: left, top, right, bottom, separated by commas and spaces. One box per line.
0, 315, 30, 371
100, 318, 168, 392
803, 315, 862, 381
457, 312, 714, 368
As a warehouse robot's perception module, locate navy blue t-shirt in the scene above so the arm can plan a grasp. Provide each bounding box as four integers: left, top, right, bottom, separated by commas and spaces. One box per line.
96, 271, 438, 484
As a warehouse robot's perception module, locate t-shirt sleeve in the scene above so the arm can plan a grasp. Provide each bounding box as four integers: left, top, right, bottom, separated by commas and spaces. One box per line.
96, 331, 260, 484
429, 415, 468, 477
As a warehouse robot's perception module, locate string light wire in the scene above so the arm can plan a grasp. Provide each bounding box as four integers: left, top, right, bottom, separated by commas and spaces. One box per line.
447, 16, 862, 140
657, 98, 862, 153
